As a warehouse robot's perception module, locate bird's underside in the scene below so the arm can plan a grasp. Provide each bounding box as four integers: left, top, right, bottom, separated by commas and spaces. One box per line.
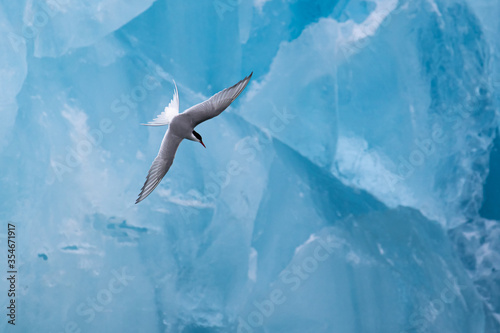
135, 72, 253, 204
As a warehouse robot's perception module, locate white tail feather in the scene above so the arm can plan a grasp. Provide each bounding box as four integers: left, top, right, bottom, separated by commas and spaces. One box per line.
142, 80, 179, 126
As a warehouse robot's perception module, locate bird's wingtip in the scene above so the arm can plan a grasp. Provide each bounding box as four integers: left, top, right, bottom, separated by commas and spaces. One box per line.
135, 193, 144, 204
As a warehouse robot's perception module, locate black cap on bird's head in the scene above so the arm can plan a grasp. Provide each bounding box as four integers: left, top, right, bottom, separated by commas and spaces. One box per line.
192, 130, 206, 148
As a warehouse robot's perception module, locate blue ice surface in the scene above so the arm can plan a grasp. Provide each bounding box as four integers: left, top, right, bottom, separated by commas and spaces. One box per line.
0, 0, 499, 332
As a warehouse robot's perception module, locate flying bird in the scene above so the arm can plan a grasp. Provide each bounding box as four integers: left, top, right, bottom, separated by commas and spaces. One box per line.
136, 73, 253, 204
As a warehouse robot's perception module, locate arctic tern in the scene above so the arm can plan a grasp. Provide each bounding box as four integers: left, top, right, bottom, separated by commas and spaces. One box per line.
136, 73, 253, 204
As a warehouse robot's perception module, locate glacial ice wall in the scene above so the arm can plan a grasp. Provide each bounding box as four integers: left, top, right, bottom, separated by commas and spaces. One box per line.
0, 0, 499, 332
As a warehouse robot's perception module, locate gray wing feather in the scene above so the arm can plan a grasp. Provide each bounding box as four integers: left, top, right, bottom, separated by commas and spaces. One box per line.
180, 72, 253, 127
136, 129, 183, 204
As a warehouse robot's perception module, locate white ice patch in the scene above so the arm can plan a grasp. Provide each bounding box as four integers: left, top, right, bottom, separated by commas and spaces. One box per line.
156, 187, 215, 208
294, 234, 319, 255
62, 106, 90, 141
136, 150, 145, 161
248, 247, 258, 282
254, 0, 270, 13
332, 135, 412, 208
332, 135, 450, 224
336, 0, 399, 59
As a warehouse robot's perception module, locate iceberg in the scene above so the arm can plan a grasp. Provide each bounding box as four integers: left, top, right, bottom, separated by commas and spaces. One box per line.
0, 0, 499, 332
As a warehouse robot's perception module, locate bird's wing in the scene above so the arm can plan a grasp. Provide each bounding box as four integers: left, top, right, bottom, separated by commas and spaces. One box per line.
136, 128, 183, 204
179, 72, 252, 127
142, 80, 179, 126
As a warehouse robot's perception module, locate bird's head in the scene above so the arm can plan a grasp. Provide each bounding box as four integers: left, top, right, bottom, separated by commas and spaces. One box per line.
192, 130, 206, 148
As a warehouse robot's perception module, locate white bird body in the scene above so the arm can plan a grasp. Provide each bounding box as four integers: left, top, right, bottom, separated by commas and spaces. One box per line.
136, 73, 253, 204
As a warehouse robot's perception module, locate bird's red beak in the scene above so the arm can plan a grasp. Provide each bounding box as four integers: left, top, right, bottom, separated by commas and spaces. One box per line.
200, 141, 206, 148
